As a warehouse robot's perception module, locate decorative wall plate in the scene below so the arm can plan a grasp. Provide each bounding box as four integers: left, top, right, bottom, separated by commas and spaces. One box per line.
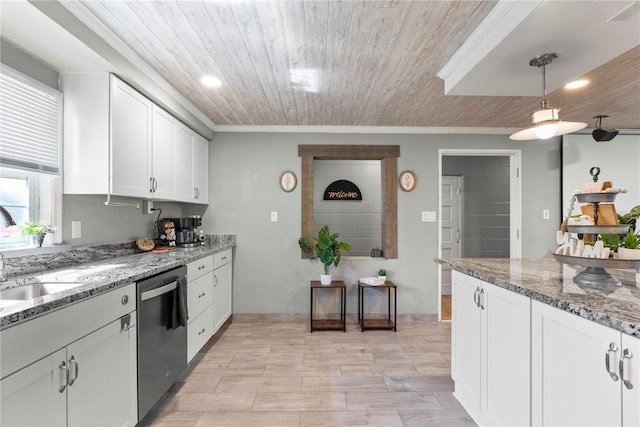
279, 170, 297, 192
399, 170, 416, 192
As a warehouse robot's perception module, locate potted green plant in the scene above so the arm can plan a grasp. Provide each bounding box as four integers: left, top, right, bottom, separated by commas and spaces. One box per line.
18, 221, 54, 247
377, 268, 387, 280
299, 225, 351, 285
618, 230, 640, 260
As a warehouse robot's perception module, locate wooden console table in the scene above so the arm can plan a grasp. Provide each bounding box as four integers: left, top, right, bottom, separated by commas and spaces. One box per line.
310, 280, 346, 332
358, 280, 397, 332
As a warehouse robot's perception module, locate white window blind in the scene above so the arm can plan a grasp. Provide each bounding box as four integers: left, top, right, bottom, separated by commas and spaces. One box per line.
0, 65, 62, 175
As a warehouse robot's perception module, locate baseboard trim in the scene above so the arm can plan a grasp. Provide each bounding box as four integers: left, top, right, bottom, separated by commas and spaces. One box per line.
232, 313, 439, 323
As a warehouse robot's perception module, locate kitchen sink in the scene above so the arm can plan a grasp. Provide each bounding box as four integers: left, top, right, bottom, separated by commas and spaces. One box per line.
0, 282, 84, 301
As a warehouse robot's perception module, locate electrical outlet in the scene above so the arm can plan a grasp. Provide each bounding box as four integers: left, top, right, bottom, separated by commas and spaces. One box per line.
543, 209, 550, 220
71, 220, 81, 239
271, 211, 278, 222
421, 211, 436, 222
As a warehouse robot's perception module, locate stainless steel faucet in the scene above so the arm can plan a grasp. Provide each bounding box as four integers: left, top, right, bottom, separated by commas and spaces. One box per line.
0, 205, 16, 227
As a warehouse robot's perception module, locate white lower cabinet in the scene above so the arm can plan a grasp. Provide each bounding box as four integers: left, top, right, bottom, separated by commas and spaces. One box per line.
532, 301, 639, 427
0, 284, 137, 427
451, 271, 530, 427
213, 249, 233, 334
0, 314, 137, 427
67, 314, 137, 427
187, 255, 215, 362
1, 349, 67, 427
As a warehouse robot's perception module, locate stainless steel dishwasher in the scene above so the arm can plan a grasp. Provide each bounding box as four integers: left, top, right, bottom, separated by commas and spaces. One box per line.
136, 265, 188, 422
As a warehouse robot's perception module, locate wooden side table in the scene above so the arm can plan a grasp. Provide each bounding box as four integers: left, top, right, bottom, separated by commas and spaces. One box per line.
358, 280, 397, 332
310, 280, 346, 332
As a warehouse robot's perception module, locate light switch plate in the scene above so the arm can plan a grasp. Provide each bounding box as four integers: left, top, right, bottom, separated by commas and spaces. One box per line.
271, 211, 278, 222
421, 211, 436, 222
71, 220, 81, 239
543, 209, 550, 220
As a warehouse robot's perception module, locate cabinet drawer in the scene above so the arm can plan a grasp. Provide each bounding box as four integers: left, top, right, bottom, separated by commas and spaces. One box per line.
187, 255, 214, 281
214, 249, 232, 269
187, 306, 214, 362
1, 283, 136, 379
187, 271, 214, 319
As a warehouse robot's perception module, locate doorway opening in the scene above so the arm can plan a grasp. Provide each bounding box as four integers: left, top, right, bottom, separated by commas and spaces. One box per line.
438, 149, 522, 321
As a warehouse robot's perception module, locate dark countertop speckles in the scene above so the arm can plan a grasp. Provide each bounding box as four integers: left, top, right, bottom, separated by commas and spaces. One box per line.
1, 243, 233, 330
436, 256, 640, 337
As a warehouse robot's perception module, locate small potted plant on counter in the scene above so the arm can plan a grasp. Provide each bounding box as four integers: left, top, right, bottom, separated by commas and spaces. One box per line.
618, 230, 640, 260
299, 225, 351, 285
377, 268, 387, 281
18, 221, 54, 247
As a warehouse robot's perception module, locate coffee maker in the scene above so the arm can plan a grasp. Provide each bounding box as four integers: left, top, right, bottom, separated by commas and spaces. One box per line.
154, 215, 205, 248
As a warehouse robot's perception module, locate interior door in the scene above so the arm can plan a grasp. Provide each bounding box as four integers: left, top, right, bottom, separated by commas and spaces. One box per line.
441, 176, 462, 295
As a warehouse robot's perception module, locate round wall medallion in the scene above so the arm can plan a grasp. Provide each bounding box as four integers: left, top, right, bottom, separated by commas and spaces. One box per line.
279, 170, 297, 192
399, 171, 417, 192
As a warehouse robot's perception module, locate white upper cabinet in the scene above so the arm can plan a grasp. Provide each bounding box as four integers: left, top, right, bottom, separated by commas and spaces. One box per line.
194, 133, 209, 204
150, 104, 178, 200
110, 75, 153, 198
176, 123, 196, 202
61, 73, 208, 203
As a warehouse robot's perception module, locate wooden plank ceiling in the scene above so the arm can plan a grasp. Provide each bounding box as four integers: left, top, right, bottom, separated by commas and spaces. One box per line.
80, 0, 640, 130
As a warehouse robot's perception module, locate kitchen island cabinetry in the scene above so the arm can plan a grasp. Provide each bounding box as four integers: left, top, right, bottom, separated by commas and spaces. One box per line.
532, 301, 639, 427
187, 255, 215, 362
451, 271, 530, 427
61, 73, 204, 203
0, 284, 137, 427
213, 248, 232, 334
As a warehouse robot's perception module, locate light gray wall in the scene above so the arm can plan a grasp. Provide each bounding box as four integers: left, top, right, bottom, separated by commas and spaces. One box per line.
206, 132, 561, 316
314, 160, 382, 257
61, 195, 184, 246
443, 156, 510, 258
0, 39, 59, 90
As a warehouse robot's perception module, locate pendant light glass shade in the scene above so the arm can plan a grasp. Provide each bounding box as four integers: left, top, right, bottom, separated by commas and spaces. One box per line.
509, 54, 587, 141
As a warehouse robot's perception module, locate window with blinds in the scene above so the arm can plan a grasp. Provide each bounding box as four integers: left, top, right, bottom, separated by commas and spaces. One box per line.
0, 64, 62, 175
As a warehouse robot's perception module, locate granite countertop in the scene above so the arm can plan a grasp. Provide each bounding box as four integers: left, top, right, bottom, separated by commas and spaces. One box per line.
1, 237, 235, 330
436, 256, 640, 337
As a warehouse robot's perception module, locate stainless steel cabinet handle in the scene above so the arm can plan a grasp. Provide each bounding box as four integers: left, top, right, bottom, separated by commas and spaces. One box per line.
59, 361, 69, 393
198, 327, 206, 335
473, 287, 480, 308
198, 292, 206, 298
198, 265, 206, 270
605, 342, 620, 381
68, 356, 79, 386
149, 177, 154, 193
214, 275, 219, 287
620, 348, 634, 390
479, 288, 485, 310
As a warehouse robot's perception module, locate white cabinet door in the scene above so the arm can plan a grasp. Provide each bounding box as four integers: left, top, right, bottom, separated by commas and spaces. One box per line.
110, 75, 153, 198
67, 314, 137, 427
451, 271, 530, 427
621, 333, 639, 427
177, 124, 196, 202
194, 133, 209, 204
481, 282, 530, 427
213, 261, 232, 333
0, 348, 67, 427
151, 105, 179, 200
532, 301, 621, 426
451, 271, 482, 417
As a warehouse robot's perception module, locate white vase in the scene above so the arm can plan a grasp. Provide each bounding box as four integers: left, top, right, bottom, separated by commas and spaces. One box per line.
618, 247, 640, 260
320, 274, 332, 285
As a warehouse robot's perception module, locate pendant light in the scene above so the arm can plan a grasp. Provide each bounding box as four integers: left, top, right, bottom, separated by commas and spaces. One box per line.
509, 53, 587, 141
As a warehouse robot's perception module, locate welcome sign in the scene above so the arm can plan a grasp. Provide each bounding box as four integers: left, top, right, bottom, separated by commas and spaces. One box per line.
323, 180, 362, 200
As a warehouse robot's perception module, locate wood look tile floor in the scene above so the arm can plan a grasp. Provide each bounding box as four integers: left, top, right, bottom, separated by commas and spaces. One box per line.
140, 320, 476, 427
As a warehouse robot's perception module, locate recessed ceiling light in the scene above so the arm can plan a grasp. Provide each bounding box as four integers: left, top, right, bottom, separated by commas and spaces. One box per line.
201, 75, 222, 88
564, 79, 589, 90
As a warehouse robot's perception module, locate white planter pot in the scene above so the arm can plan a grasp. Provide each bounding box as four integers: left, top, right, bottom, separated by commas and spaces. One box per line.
320, 274, 332, 285
618, 247, 640, 260
378, 275, 387, 281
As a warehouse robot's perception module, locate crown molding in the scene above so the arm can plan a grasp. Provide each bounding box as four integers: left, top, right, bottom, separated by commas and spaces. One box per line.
213, 125, 521, 135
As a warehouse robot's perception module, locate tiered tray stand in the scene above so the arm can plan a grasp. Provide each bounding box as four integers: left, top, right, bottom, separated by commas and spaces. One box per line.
552, 192, 640, 286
